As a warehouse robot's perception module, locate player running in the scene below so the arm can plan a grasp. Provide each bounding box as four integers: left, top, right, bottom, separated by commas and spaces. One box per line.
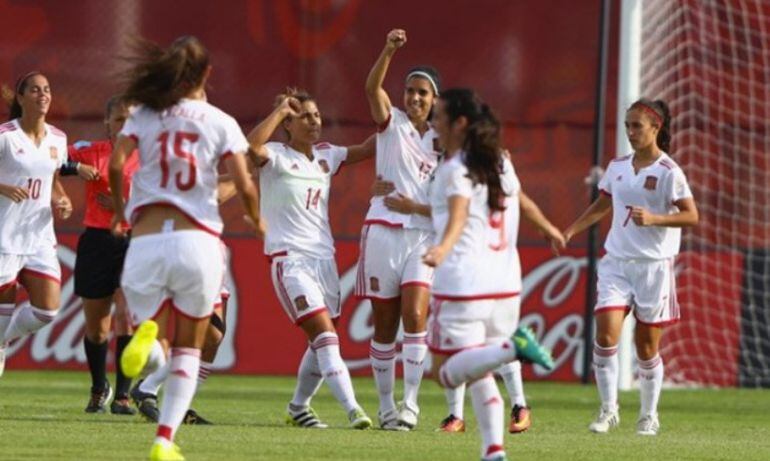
0, 72, 73, 376
247, 88, 375, 430
109, 36, 261, 461
559, 98, 698, 436
357, 28, 440, 430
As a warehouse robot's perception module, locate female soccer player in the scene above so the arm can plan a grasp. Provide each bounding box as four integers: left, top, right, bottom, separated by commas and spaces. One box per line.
559, 98, 697, 436
356, 28, 440, 430
0, 72, 73, 376
68, 95, 138, 414
424, 88, 556, 461
109, 36, 260, 461
247, 88, 375, 430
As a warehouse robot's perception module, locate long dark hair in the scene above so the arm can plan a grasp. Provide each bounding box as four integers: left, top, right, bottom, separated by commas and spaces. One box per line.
440, 88, 504, 212
1, 71, 44, 120
629, 98, 672, 152
121, 36, 209, 111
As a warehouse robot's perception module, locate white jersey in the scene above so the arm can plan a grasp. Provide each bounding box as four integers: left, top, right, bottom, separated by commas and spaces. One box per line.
120, 99, 249, 236
485, 156, 522, 294
365, 107, 439, 230
598, 152, 693, 259
429, 152, 519, 299
259, 141, 347, 259
0, 119, 67, 255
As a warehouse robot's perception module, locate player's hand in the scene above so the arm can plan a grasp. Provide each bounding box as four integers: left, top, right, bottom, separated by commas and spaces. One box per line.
55, 196, 73, 220
384, 193, 416, 215
371, 176, 396, 197
631, 206, 657, 226
386, 29, 407, 50
111, 213, 127, 237
77, 164, 100, 181
95, 192, 115, 211
0, 183, 29, 202
278, 96, 302, 118
422, 244, 448, 268
243, 214, 267, 239
545, 226, 566, 255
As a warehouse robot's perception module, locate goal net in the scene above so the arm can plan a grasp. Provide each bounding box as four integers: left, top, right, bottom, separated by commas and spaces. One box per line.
639, 0, 770, 387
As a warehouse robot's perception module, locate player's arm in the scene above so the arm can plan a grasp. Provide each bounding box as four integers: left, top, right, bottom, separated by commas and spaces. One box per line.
51, 172, 72, 219
365, 29, 406, 125
245, 97, 301, 168
385, 193, 431, 217
631, 197, 698, 227
63, 143, 99, 180
224, 152, 264, 237
108, 135, 137, 235
520, 190, 565, 250
562, 194, 613, 244
217, 173, 237, 205
423, 195, 467, 267
344, 134, 376, 164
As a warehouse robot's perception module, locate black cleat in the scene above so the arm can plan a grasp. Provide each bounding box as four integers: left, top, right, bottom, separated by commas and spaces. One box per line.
110, 397, 137, 415
130, 380, 159, 422
85, 381, 113, 414
183, 408, 213, 425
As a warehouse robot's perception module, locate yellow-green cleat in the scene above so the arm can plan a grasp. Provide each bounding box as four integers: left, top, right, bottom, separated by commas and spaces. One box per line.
149, 442, 184, 461
121, 320, 159, 379
348, 407, 373, 430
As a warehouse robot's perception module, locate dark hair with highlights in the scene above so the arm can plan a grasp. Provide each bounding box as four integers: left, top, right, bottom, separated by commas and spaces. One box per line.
121, 36, 210, 111
629, 98, 672, 153
440, 88, 505, 212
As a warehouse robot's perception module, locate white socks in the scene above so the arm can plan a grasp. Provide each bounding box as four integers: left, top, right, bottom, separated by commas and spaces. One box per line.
197, 360, 213, 388
313, 332, 359, 413
445, 384, 465, 419
470, 376, 505, 460
290, 346, 324, 408
439, 340, 517, 388
497, 360, 526, 407
638, 354, 663, 417
155, 348, 200, 444
140, 340, 168, 395
401, 332, 428, 408
593, 342, 619, 411
2, 302, 57, 344
0, 303, 14, 344
369, 340, 397, 413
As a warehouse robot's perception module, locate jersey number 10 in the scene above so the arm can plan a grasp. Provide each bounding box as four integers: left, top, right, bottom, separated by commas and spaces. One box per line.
157, 131, 199, 191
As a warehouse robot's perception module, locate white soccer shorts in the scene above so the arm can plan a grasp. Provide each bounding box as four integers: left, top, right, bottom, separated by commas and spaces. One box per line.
270, 255, 341, 325
121, 230, 224, 326
355, 224, 434, 300
427, 296, 520, 355
0, 244, 61, 290
595, 255, 680, 326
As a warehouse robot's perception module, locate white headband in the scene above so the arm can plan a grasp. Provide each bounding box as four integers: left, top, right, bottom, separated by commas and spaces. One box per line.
405, 71, 439, 95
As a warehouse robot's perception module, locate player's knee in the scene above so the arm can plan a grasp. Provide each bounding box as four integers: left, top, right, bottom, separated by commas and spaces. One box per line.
595, 332, 619, 348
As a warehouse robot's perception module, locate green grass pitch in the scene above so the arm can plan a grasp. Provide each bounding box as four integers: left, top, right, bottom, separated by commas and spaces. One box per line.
0, 371, 768, 460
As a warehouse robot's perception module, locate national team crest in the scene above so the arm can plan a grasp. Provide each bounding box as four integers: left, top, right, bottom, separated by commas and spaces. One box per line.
644, 175, 658, 190
49, 147, 58, 160
318, 159, 330, 173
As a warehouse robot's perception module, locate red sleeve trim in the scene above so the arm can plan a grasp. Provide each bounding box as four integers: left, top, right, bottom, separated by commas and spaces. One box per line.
377, 114, 392, 133
127, 134, 139, 143
599, 189, 612, 198
220, 151, 234, 161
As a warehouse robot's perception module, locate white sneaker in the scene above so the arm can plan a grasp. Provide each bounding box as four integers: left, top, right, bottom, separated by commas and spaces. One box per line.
378, 407, 408, 431
636, 414, 660, 436
589, 406, 620, 433
397, 400, 419, 429
0, 345, 5, 377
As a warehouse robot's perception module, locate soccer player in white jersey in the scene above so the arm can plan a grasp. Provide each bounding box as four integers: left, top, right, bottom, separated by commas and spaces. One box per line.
0, 72, 73, 377
108, 36, 261, 461
425, 89, 558, 461
247, 88, 376, 430
357, 28, 441, 431
559, 98, 698, 436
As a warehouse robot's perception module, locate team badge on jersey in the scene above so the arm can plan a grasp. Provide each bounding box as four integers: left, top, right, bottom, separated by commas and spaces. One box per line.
49, 147, 58, 160
318, 159, 330, 173
644, 175, 658, 190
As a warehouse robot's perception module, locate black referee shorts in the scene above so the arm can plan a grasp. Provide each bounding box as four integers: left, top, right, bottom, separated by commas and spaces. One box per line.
74, 227, 129, 299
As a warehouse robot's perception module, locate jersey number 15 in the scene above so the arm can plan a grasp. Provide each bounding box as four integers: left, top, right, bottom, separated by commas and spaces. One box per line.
157, 131, 199, 191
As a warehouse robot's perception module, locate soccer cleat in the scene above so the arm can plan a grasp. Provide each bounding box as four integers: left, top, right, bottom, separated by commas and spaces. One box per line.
0, 345, 5, 377
436, 414, 465, 433
149, 442, 184, 461
286, 405, 328, 429
121, 320, 158, 378
508, 404, 531, 433
85, 381, 113, 413
589, 406, 620, 433
378, 407, 408, 431
131, 381, 160, 422
348, 407, 373, 430
636, 414, 660, 436
183, 408, 213, 425
110, 397, 137, 416
397, 400, 419, 429
512, 327, 555, 370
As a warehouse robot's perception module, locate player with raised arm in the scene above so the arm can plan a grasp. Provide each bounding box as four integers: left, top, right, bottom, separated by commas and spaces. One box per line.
248, 88, 375, 430
0, 72, 73, 376
357, 28, 440, 430
559, 98, 698, 436
109, 36, 261, 461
